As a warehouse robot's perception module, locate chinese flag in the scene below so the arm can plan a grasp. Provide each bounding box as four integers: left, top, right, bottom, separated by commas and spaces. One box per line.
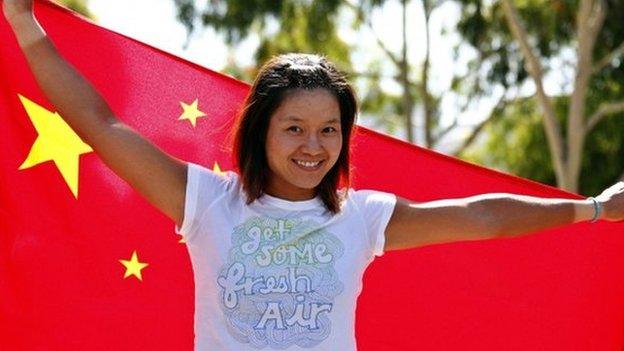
1, 1, 624, 350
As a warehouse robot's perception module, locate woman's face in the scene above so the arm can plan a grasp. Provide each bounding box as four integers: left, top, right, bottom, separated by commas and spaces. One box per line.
265, 88, 343, 201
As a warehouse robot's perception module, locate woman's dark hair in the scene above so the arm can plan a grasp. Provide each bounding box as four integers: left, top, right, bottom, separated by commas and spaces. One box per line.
232, 53, 358, 214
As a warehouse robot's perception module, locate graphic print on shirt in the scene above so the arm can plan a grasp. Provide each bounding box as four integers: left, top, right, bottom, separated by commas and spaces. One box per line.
217, 216, 345, 349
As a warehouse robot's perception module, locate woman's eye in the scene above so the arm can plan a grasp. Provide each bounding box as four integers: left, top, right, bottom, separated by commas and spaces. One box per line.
287, 126, 302, 133
323, 127, 338, 133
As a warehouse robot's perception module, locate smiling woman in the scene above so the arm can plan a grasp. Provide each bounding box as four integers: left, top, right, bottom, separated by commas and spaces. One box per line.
233, 54, 358, 214
4, 0, 624, 350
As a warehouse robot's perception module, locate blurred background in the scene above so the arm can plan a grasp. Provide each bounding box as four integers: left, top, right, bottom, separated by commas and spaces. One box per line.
57, 0, 624, 196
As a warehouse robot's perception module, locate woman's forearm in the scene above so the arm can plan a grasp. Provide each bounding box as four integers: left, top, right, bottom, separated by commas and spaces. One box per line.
475, 193, 596, 238
8, 13, 117, 143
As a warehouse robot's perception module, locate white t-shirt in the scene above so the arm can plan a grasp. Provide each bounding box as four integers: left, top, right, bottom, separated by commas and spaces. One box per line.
175, 162, 397, 351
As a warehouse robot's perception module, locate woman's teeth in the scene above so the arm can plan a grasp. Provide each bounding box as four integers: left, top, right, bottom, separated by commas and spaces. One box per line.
294, 160, 322, 168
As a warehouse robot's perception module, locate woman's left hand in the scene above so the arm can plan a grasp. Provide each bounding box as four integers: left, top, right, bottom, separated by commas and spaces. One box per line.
595, 181, 624, 222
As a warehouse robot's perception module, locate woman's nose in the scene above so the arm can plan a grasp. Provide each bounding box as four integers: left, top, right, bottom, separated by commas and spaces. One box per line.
301, 134, 322, 153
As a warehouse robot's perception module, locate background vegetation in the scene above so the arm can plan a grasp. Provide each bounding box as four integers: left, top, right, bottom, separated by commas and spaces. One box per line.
63, 0, 624, 196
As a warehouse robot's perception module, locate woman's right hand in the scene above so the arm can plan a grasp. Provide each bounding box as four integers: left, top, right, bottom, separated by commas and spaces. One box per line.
2, 0, 34, 24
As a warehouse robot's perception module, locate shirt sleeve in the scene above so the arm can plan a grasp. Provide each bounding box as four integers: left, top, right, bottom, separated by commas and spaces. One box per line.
174, 162, 234, 241
352, 189, 397, 257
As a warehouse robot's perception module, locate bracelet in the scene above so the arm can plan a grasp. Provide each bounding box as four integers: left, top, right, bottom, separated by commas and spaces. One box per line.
587, 197, 603, 223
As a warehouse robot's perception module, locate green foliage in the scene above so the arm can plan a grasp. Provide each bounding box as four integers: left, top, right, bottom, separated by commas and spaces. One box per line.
453, 0, 624, 96
453, 0, 577, 91
57, 0, 93, 18
253, 1, 351, 70
582, 113, 624, 196
460, 98, 560, 187
174, 0, 346, 59
173, 0, 350, 78
460, 96, 624, 196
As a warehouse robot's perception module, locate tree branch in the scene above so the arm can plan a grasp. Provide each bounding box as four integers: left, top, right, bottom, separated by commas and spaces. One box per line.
432, 117, 459, 149
593, 40, 624, 74
586, 101, 624, 131
450, 92, 509, 157
501, 0, 566, 185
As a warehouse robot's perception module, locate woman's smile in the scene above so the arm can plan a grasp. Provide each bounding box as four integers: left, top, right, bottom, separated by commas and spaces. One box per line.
292, 159, 325, 171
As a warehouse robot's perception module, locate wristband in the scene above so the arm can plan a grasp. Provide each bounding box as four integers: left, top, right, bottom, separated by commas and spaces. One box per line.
587, 197, 602, 223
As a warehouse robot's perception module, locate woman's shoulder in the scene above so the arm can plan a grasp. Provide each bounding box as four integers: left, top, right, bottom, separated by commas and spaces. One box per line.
345, 187, 396, 201
189, 162, 239, 182
340, 188, 397, 215
187, 162, 243, 200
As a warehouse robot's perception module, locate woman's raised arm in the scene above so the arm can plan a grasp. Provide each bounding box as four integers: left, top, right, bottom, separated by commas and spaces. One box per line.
4, 0, 187, 227
384, 182, 624, 251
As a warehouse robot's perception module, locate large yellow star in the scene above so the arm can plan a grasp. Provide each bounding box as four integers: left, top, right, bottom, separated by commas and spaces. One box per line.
119, 250, 149, 281
178, 99, 206, 127
18, 94, 93, 198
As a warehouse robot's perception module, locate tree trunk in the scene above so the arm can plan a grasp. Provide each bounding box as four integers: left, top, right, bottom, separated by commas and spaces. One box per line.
501, 0, 607, 194
501, 0, 569, 191
564, 0, 605, 192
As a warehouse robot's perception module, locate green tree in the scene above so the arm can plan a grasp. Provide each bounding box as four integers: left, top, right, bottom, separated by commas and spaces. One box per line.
453, 0, 624, 193
461, 96, 624, 196
173, 0, 351, 78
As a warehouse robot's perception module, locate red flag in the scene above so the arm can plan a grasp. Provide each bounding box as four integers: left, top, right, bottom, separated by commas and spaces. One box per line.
1, 1, 623, 350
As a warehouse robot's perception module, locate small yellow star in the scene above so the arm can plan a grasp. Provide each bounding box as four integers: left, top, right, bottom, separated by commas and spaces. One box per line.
119, 250, 149, 281
212, 161, 227, 177
178, 99, 206, 127
18, 94, 93, 198
178, 236, 186, 244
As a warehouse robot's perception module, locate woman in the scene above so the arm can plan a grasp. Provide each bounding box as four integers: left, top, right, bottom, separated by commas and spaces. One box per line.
4, 1, 624, 350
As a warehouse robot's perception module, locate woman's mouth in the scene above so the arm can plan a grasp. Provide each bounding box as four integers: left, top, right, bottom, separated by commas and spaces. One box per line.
292, 159, 324, 171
